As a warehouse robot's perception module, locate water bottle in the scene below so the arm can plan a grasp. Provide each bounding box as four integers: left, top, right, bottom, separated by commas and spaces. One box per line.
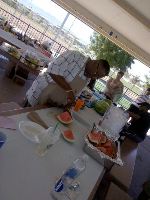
51, 154, 88, 200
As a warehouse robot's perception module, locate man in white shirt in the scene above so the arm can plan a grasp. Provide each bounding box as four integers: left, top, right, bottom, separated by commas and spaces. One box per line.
26, 50, 110, 107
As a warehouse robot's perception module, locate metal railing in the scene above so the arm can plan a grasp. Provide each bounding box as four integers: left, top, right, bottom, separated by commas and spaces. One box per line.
0, 7, 68, 57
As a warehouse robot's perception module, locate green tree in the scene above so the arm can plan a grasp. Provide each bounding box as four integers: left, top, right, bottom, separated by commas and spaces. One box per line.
144, 73, 150, 88
2, 0, 18, 9
90, 33, 134, 71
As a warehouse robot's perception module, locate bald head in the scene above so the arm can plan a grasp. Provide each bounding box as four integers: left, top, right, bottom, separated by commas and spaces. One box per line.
85, 59, 110, 79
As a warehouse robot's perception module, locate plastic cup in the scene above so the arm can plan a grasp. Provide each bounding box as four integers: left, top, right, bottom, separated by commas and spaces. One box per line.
37, 127, 61, 156
0, 132, 7, 149
74, 99, 84, 112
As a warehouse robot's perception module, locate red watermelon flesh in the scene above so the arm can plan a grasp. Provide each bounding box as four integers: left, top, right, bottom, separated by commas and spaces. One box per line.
88, 132, 107, 145
57, 112, 72, 124
63, 129, 75, 142
97, 131, 107, 144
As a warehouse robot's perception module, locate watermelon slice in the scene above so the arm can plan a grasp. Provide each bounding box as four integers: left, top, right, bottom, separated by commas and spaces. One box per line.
97, 131, 107, 144
57, 112, 73, 124
88, 131, 107, 145
62, 129, 75, 143
97, 145, 117, 159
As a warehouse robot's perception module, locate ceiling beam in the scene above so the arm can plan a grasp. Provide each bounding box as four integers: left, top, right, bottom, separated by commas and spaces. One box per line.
52, 0, 150, 66
112, 0, 150, 29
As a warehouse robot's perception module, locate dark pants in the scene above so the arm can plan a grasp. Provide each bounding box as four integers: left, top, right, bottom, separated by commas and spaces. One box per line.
126, 132, 144, 143
119, 130, 144, 143
138, 191, 150, 200
123, 104, 150, 143
119, 124, 145, 143
127, 104, 139, 114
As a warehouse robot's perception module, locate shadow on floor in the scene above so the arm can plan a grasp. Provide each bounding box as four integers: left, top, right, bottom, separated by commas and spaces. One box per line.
0, 67, 36, 105
129, 136, 150, 199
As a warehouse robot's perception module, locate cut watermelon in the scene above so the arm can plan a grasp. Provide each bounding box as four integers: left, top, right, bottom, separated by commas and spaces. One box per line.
97, 145, 117, 159
97, 131, 107, 144
88, 132, 107, 145
62, 129, 75, 143
57, 112, 73, 124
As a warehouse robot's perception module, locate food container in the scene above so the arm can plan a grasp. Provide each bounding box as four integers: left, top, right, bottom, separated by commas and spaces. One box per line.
84, 105, 128, 169
84, 127, 123, 170
22, 50, 40, 69
100, 104, 129, 140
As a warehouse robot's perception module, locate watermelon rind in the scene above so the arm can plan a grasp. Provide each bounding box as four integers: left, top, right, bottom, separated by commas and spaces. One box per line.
62, 131, 75, 143
57, 115, 73, 125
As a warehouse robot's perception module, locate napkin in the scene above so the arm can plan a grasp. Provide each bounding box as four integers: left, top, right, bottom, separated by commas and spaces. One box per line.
0, 116, 17, 130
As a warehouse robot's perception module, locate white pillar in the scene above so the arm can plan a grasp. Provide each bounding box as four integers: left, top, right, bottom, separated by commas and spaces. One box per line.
53, 12, 70, 43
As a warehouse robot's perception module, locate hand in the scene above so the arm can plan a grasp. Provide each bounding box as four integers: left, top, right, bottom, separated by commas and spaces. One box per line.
66, 91, 75, 107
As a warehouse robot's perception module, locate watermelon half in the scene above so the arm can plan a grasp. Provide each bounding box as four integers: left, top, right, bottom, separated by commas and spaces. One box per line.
62, 129, 75, 143
57, 111, 73, 124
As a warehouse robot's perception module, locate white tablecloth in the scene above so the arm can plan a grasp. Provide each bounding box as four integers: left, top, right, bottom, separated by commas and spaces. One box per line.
73, 107, 102, 128
0, 108, 104, 200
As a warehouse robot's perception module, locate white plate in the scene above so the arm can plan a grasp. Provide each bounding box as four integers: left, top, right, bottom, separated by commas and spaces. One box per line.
19, 121, 45, 143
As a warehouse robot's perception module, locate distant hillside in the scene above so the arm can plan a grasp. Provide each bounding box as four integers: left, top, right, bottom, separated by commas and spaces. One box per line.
1, 0, 61, 26
20, 1, 61, 26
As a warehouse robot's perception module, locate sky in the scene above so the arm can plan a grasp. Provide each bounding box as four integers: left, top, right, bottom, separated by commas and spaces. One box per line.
19, 0, 94, 44
129, 60, 150, 82
18, 0, 150, 82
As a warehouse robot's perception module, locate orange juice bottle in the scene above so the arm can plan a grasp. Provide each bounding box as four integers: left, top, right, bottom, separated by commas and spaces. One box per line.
74, 99, 84, 112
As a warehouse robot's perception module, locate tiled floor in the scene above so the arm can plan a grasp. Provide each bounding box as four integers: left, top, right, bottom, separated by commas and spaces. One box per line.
0, 66, 35, 105
129, 136, 150, 199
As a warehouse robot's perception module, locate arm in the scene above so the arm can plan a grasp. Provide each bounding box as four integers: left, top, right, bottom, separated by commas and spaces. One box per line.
50, 73, 75, 106
106, 78, 113, 89
113, 84, 124, 102
104, 78, 113, 99
49, 73, 72, 91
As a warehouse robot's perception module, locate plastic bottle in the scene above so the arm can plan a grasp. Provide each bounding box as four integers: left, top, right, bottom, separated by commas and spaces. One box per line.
74, 98, 85, 112
51, 154, 88, 200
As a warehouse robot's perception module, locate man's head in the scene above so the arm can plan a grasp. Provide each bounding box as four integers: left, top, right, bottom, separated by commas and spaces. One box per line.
116, 71, 124, 80
146, 88, 150, 95
85, 59, 110, 79
139, 102, 150, 112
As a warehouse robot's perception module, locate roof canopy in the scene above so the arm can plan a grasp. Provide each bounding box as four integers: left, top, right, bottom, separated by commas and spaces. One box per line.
53, 0, 150, 66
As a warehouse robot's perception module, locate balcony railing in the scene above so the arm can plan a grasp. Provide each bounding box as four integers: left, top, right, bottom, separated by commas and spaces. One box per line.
0, 7, 68, 57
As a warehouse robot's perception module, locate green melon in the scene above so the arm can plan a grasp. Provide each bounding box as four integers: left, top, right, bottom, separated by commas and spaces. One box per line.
94, 99, 111, 115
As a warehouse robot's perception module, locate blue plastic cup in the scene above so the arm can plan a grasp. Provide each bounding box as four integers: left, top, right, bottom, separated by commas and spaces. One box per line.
0, 132, 7, 149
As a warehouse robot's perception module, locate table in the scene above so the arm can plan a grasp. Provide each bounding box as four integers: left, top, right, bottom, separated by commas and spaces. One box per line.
0, 108, 105, 200
0, 28, 52, 63
0, 48, 41, 77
